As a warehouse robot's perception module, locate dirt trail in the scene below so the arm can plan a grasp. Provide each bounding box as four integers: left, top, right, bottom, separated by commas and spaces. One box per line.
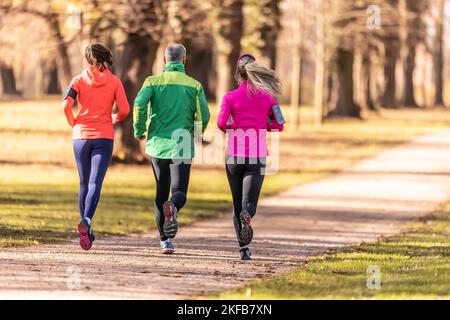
1, 130, 450, 299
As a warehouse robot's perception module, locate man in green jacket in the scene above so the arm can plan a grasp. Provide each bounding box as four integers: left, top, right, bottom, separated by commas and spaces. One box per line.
133, 43, 210, 254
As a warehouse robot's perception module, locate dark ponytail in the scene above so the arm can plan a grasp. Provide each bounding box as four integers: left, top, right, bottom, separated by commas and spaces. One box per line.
85, 43, 113, 71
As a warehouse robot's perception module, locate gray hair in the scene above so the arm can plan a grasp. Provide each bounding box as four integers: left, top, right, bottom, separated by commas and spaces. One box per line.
165, 43, 186, 62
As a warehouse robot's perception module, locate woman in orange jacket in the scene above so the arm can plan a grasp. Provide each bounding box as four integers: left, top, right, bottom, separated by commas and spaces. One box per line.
62, 43, 129, 250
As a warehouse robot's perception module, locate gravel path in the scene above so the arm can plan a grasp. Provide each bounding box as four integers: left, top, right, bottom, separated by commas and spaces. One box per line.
1, 130, 450, 299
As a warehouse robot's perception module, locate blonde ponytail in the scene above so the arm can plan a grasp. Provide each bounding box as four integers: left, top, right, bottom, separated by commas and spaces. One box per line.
235, 55, 282, 96
244, 62, 282, 96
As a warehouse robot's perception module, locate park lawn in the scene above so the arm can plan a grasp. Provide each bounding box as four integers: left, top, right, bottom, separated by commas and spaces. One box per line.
0, 164, 309, 247
1, 99, 450, 246
213, 203, 450, 300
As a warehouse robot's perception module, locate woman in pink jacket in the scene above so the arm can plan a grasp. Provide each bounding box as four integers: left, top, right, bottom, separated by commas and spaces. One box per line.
217, 53, 284, 260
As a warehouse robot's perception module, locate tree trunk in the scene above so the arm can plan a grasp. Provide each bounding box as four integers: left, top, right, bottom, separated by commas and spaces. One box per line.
363, 47, 379, 111
184, 38, 215, 100
326, 65, 338, 116
214, 0, 244, 103
328, 48, 361, 118
353, 43, 366, 111
382, 41, 398, 108
289, 0, 305, 129
0, 66, 19, 95
48, 13, 72, 90
403, 34, 418, 108
44, 62, 61, 94
290, 45, 302, 127
433, 0, 445, 107
258, 0, 281, 69
115, 33, 159, 163
398, 0, 418, 108
363, 56, 376, 111
166, 0, 214, 99
313, 7, 325, 126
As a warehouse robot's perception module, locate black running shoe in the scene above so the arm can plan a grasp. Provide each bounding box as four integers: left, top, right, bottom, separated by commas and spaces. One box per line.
239, 211, 253, 246
163, 201, 178, 239
239, 247, 251, 260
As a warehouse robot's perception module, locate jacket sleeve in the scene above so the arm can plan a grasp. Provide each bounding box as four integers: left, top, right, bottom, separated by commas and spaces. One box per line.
198, 85, 210, 132
61, 77, 79, 128
217, 94, 231, 133
133, 78, 153, 139
268, 108, 284, 131
268, 96, 284, 132
112, 78, 130, 125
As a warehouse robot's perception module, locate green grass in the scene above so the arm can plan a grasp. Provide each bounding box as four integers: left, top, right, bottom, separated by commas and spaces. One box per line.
1, 99, 450, 246
213, 204, 450, 300
0, 164, 308, 247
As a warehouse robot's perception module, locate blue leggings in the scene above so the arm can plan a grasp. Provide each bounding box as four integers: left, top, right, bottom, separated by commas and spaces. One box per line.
73, 139, 113, 221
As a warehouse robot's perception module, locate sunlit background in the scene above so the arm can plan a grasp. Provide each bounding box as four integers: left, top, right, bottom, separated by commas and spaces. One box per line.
0, 0, 449, 246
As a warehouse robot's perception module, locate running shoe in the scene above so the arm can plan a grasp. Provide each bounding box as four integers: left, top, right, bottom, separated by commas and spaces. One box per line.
77, 219, 95, 251
160, 239, 175, 254
163, 201, 179, 239
239, 247, 251, 260
239, 211, 253, 246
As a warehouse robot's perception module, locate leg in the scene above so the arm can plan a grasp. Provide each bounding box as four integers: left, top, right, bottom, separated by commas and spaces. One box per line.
83, 139, 113, 220
225, 159, 245, 246
73, 140, 92, 220
169, 159, 191, 211
237, 161, 265, 247
158, 159, 191, 239
241, 162, 266, 217
151, 157, 171, 241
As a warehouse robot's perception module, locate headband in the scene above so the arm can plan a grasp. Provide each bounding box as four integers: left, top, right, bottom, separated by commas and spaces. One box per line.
238, 53, 256, 63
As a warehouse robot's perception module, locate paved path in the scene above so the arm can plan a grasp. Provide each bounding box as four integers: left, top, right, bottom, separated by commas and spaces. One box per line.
1, 130, 450, 299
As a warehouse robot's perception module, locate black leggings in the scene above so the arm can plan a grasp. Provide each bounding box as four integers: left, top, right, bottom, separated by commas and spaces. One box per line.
151, 158, 191, 241
225, 156, 266, 247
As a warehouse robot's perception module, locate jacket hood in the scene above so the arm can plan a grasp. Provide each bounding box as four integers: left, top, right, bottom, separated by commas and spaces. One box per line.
81, 66, 112, 87
164, 61, 186, 73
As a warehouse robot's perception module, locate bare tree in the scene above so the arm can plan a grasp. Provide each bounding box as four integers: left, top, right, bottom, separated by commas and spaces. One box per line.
290, 0, 305, 127
398, 0, 428, 108
257, 0, 281, 70
0, 65, 19, 95
0, 1, 73, 90
313, 1, 325, 126
326, 0, 403, 117
207, 0, 244, 103
326, 0, 361, 118
433, 0, 446, 107
167, 0, 215, 99
381, 28, 399, 108
83, 0, 169, 162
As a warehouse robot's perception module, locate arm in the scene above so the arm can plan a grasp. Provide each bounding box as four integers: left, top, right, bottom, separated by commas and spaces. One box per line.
198, 85, 210, 132
61, 81, 78, 128
217, 94, 231, 133
133, 78, 153, 139
268, 97, 284, 132
112, 79, 130, 124
268, 108, 284, 131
